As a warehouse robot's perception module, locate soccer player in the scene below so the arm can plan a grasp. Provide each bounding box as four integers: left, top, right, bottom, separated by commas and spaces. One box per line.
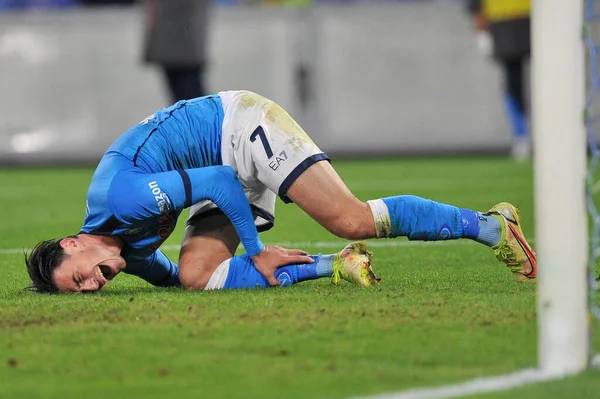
25, 91, 536, 293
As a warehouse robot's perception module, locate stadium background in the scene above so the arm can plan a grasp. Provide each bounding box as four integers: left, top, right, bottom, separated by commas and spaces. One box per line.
0, 0, 511, 163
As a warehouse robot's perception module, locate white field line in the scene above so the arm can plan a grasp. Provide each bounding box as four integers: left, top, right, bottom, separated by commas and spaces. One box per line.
351, 356, 600, 399
342, 178, 533, 192
0, 239, 488, 255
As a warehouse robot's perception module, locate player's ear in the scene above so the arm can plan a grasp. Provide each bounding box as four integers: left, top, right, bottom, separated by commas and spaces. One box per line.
59, 237, 79, 249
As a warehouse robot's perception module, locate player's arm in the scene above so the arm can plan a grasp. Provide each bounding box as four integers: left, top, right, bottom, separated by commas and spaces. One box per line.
109, 165, 264, 256
124, 250, 181, 287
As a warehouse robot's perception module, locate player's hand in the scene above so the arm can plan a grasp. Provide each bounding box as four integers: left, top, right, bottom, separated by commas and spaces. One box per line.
251, 245, 314, 286
473, 13, 488, 32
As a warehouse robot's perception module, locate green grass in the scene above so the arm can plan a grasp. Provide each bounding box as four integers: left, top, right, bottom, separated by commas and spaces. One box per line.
0, 157, 599, 399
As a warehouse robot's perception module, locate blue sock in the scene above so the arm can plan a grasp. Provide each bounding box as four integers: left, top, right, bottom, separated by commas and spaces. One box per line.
222, 254, 334, 289
223, 255, 269, 289
459, 208, 480, 239
459, 209, 502, 247
504, 94, 527, 140
275, 254, 335, 286
378, 195, 463, 240
368, 196, 501, 246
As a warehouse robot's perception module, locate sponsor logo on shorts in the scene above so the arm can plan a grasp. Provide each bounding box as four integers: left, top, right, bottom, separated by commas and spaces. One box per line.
268, 150, 288, 171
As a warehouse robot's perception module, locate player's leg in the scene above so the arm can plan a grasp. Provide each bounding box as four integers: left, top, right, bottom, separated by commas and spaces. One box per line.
238, 92, 535, 279
284, 160, 376, 240
287, 162, 535, 278
502, 58, 530, 160
163, 66, 203, 102
285, 160, 495, 243
178, 212, 240, 290
178, 213, 378, 290
235, 92, 499, 245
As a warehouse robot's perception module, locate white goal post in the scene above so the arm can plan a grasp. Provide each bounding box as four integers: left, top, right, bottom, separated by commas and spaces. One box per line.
354, 2, 597, 398
533, 0, 590, 375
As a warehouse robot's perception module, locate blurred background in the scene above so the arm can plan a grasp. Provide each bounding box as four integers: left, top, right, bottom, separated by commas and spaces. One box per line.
0, 0, 529, 164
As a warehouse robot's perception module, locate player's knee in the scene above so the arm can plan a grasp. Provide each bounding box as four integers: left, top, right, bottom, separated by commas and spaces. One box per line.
321, 203, 375, 240
178, 254, 214, 290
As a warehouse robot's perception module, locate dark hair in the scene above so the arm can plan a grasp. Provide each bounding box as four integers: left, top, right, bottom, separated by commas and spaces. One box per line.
24, 237, 73, 293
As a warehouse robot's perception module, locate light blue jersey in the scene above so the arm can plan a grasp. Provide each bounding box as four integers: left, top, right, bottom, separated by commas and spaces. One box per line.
110, 96, 223, 173
80, 95, 264, 287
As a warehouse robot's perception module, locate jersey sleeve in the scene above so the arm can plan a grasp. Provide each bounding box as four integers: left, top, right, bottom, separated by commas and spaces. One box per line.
124, 250, 181, 287
108, 165, 264, 256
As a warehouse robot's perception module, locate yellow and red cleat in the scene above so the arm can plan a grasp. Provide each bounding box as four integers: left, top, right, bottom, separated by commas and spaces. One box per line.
485, 202, 537, 281
332, 241, 381, 287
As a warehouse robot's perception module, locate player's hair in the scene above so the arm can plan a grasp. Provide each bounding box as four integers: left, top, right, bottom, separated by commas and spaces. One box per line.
24, 236, 76, 293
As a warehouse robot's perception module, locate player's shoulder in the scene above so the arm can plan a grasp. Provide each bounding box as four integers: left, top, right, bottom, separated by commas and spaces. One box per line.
136, 101, 187, 126
218, 90, 266, 104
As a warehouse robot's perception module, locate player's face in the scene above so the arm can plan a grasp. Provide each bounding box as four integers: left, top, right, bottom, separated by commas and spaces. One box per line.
52, 238, 126, 293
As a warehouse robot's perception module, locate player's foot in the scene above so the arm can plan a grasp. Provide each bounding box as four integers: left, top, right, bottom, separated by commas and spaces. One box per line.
484, 202, 537, 281
332, 241, 381, 286
511, 138, 532, 162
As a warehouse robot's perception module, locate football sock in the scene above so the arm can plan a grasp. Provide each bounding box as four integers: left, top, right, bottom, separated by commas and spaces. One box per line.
315, 254, 335, 277
205, 254, 333, 290
367, 196, 502, 246
368, 195, 463, 240
459, 209, 502, 247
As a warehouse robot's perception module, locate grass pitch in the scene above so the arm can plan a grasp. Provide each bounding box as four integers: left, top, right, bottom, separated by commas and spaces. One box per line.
0, 157, 599, 398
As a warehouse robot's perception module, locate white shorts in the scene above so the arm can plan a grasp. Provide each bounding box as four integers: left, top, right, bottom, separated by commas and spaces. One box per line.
187, 90, 329, 232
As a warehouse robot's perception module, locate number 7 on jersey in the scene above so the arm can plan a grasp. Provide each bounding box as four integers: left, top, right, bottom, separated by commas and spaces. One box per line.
250, 126, 274, 159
